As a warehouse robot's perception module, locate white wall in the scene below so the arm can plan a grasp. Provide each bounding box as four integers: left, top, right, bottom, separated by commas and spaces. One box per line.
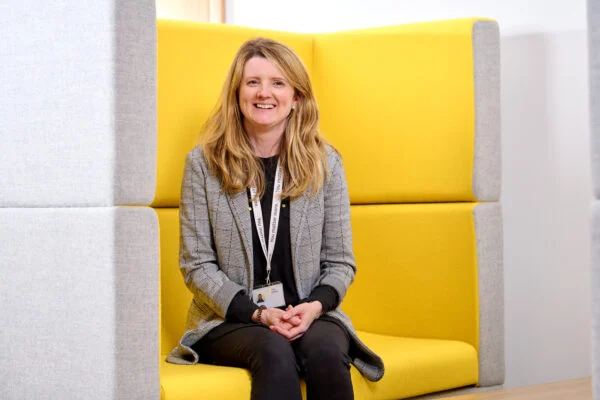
228, 0, 592, 389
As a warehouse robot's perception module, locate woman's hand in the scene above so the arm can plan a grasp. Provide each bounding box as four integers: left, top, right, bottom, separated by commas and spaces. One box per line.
260, 307, 301, 331
270, 301, 322, 341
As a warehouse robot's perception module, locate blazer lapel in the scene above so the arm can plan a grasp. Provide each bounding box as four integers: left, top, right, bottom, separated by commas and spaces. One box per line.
228, 190, 254, 289
290, 193, 309, 295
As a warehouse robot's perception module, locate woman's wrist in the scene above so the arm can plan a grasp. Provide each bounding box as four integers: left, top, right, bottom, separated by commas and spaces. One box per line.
252, 305, 267, 324
311, 301, 323, 318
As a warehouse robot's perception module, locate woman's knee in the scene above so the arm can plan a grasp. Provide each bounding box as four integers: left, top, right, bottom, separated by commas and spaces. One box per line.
301, 341, 350, 370
249, 332, 297, 373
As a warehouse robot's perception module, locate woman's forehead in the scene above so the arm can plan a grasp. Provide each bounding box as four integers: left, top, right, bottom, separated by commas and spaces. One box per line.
242, 56, 287, 79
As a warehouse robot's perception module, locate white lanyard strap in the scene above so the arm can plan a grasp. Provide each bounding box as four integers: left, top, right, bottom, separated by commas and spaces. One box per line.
249, 160, 283, 285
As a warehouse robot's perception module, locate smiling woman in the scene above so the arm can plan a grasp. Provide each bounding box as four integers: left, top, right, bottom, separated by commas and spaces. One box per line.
166, 37, 384, 400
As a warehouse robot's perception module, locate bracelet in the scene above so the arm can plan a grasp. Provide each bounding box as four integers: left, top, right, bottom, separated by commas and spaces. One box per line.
255, 305, 267, 324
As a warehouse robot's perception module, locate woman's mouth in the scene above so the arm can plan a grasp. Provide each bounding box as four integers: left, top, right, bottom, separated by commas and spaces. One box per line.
255, 104, 275, 109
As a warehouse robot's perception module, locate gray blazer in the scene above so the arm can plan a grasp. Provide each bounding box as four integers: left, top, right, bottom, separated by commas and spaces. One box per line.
166, 145, 384, 381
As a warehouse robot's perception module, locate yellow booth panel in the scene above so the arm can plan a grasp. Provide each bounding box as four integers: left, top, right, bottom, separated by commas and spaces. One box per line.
158, 208, 190, 358
155, 21, 314, 207
314, 20, 478, 204
344, 203, 479, 349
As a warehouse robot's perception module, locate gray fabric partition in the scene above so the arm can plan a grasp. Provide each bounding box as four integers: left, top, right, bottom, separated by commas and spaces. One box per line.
473, 21, 502, 202
0, 208, 159, 399
1, 1, 158, 399
0, 0, 156, 207
590, 1, 600, 399
594, 203, 600, 400
590, 0, 600, 199
472, 20, 505, 387
474, 202, 505, 386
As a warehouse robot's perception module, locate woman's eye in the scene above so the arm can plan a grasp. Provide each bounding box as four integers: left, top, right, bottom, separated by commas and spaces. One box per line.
273, 81, 285, 87
247, 80, 258, 85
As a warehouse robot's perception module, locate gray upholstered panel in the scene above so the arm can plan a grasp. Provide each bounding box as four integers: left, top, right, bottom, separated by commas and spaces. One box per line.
472, 20, 501, 202
0, 207, 159, 400
0, 1, 156, 207
591, 0, 600, 198
590, 2, 600, 399
593, 201, 600, 400
473, 202, 505, 386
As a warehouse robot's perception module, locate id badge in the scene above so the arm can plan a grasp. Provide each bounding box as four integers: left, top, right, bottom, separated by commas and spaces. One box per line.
252, 282, 285, 308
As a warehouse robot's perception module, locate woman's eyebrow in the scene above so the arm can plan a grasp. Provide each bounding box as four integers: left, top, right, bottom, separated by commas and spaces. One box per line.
243, 75, 288, 81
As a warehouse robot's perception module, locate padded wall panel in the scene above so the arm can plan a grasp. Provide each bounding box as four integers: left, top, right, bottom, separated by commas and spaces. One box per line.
590, 2, 600, 399
472, 21, 502, 202
0, 207, 159, 399
591, 0, 600, 198
158, 208, 189, 357
314, 19, 500, 204
154, 22, 313, 207
343, 203, 479, 347
344, 202, 503, 386
473, 202, 504, 386
0, 1, 156, 207
594, 201, 600, 400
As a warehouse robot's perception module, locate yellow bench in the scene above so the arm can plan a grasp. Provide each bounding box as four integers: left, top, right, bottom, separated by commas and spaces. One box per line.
155, 18, 503, 400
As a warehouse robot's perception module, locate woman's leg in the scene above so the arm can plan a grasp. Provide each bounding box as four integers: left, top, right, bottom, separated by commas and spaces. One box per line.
193, 324, 302, 400
293, 319, 354, 400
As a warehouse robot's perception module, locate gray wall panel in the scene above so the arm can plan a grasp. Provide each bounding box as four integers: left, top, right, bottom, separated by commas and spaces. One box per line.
0, 1, 156, 207
0, 207, 159, 399
590, 0, 600, 198
593, 201, 600, 400
473, 21, 502, 202
474, 202, 505, 386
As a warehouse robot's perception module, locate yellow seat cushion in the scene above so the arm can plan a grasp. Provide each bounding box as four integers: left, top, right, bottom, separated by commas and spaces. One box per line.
359, 332, 478, 399
160, 332, 477, 400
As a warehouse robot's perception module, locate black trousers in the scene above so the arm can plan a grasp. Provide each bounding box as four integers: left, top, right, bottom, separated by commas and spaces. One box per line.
192, 318, 354, 400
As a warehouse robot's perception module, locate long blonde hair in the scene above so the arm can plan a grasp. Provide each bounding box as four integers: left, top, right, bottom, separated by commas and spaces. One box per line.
202, 37, 328, 199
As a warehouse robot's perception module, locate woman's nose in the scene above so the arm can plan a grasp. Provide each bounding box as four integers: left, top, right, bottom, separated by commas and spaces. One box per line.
257, 84, 270, 97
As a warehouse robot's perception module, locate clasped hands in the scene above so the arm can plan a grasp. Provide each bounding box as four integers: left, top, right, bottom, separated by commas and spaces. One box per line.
258, 301, 323, 341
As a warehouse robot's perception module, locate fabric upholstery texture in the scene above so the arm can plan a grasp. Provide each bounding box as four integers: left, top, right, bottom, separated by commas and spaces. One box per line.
590, 2, 600, 399
0, 207, 160, 400
2, 3, 159, 399
593, 202, 600, 400
156, 18, 503, 399
590, 0, 600, 199
472, 21, 502, 201
345, 203, 478, 346
0, 0, 156, 207
473, 202, 505, 386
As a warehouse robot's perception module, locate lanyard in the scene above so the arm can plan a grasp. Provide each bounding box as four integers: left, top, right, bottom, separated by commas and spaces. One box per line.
249, 160, 283, 285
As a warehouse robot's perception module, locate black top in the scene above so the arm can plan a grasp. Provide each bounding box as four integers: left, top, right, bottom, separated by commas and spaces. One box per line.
225, 155, 339, 323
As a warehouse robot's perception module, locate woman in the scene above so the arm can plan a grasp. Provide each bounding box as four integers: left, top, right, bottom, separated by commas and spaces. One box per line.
167, 37, 384, 399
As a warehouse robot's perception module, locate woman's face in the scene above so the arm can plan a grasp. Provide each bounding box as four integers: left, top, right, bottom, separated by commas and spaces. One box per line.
238, 56, 298, 136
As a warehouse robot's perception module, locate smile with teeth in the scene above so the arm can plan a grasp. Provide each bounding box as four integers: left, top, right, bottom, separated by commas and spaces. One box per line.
255, 104, 275, 109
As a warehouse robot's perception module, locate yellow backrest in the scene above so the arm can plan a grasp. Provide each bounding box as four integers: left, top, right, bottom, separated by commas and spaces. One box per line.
157, 19, 492, 355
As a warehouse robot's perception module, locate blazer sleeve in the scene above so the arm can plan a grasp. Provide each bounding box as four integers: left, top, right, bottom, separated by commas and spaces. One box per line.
178, 148, 247, 317
317, 150, 357, 302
